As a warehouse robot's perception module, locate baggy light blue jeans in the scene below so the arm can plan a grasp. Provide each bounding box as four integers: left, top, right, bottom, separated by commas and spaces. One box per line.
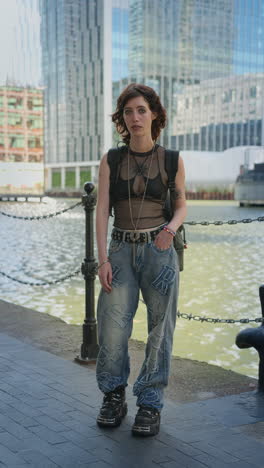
96, 235, 179, 410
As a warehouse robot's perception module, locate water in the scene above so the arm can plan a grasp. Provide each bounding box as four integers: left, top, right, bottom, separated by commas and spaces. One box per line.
0, 198, 264, 379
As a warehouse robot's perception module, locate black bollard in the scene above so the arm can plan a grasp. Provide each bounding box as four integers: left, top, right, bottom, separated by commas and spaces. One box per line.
75, 182, 99, 364
236, 285, 264, 392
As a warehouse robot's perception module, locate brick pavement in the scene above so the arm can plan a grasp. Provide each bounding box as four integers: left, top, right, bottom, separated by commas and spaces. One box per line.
0, 332, 264, 468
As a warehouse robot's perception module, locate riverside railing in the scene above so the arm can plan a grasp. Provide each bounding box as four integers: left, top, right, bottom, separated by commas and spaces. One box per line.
1, 184, 264, 389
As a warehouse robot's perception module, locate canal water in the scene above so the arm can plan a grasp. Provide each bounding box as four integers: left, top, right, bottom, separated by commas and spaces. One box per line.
0, 198, 264, 379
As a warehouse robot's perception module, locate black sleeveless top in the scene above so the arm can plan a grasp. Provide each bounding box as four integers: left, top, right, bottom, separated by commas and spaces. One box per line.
112, 145, 169, 230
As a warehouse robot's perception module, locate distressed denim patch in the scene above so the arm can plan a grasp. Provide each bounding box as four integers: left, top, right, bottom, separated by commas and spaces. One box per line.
111, 264, 122, 287
108, 304, 132, 329
97, 372, 124, 393
152, 265, 176, 296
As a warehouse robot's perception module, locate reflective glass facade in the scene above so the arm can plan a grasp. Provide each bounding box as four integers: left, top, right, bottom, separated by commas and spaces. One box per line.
112, 1, 129, 82
41, 0, 264, 165
0, 0, 41, 87
128, 0, 264, 151
40, 0, 108, 164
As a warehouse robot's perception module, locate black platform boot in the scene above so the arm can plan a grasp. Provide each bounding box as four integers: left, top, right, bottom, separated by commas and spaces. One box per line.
132, 406, 160, 436
97, 386, 127, 428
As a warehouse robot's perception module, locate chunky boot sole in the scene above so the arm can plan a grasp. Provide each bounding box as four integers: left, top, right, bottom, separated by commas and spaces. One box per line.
132, 419, 160, 437
97, 402, 128, 428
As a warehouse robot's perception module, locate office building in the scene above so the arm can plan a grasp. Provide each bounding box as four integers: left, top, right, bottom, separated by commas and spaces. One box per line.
41, 0, 264, 191
40, 0, 115, 191
0, 86, 43, 163
128, 0, 264, 151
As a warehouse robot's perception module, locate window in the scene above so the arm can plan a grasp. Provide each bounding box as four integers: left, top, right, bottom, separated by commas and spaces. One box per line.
28, 136, 43, 148
9, 135, 24, 148
249, 86, 257, 99
8, 114, 23, 127
27, 117, 43, 129
28, 97, 42, 110
193, 96, 200, 107
8, 96, 23, 109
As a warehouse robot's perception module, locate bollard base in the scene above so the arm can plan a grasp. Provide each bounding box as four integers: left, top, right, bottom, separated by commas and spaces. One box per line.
74, 342, 99, 365
74, 355, 97, 365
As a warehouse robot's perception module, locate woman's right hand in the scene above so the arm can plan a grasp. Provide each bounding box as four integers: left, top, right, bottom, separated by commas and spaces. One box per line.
98, 261, 112, 293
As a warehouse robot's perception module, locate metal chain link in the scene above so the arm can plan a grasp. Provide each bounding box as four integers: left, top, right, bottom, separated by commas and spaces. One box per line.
0, 201, 82, 220
176, 311, 264, 324
138, 299, 263, 324
1, 274, 263, 323
0, 201, 263, 225
0, 268, 81, 286
184, 216, 264, 226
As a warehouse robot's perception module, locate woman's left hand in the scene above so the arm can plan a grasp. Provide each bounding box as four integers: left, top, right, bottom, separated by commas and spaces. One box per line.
154, 229, 173, 250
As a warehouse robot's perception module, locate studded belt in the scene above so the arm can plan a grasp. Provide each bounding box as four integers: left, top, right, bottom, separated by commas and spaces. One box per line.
111, 226, 164, 243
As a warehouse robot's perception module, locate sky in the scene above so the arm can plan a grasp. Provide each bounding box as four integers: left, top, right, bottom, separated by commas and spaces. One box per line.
0, 0, 42, 87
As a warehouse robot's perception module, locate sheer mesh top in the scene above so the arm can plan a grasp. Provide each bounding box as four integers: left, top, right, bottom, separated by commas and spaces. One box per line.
112, 145, 169, 230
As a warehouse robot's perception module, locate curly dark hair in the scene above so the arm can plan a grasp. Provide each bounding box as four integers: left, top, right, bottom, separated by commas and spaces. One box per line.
112, 83, 166, 145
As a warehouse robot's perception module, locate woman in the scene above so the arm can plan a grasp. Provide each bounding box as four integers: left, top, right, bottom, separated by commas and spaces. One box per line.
96, 83, 187, 436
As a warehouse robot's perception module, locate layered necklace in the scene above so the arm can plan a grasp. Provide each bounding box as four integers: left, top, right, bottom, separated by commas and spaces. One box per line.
127, 144, 156, 233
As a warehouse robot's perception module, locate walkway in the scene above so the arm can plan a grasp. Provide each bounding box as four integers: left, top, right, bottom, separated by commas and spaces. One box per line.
0, 332, 264, 468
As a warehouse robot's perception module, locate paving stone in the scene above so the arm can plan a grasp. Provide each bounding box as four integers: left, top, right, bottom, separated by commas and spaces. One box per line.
0, 407, 39, 428
191, 440, 240, 463
0, 432, 27, 453
0, 445, 28, 466
83, 462, 113, 468
36, 407, 74, 423
225, 462, 262, 468
19, 449, 58, 467
159, 460, 206, 468
0, 416, 34, 441
31, 415, 68, 432
46, 441, 99, 466
1, 332, 264, 468
26, 426, 67, 444
60, 428, 104, 445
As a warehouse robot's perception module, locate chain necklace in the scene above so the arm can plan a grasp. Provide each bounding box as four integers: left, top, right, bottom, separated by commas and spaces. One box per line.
127, 144, 155, 233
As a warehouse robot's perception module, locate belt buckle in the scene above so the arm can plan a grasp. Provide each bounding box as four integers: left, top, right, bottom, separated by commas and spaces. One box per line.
130, 231, 140, 242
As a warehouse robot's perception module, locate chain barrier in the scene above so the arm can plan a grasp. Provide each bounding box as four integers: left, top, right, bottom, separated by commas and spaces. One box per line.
1, 199, 264, 322
184, 216, 264, 226
138, 299, 263, 324
0, 200, 263, 225
176, 311, 264, 324
0, 268, 81, 286
0, 201, 82, 220
1, 272, 263, 323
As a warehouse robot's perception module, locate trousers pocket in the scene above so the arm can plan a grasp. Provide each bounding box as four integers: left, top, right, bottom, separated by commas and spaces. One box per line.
108, 239, 124, 255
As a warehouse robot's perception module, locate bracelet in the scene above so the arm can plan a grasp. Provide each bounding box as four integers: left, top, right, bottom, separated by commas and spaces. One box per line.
97, 259, 110, 270
163, 226, 176, 237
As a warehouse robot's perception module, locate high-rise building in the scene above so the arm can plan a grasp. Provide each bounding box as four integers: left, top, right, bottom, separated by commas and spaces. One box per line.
0, 86, 44, 195
0, 1, 43, 196
0, 0, 41, 87
41, 0, 115, 191
41, 0, 264, 191
128, 0, 264, 151
0, 86, 43, 163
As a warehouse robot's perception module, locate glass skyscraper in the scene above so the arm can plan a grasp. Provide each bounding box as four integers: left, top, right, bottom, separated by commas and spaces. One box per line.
128, 0, 264, 151
40, 0, 112, 164
40, 0, 114, 190
40, 0, 264, 190
0, 0, 41, 87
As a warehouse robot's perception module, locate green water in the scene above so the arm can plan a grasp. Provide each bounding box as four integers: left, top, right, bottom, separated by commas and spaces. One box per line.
1, 199, 263, 378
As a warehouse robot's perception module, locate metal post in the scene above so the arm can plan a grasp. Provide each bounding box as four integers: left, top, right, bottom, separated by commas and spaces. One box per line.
75, 182, 99, 364
236, 285, 264, 392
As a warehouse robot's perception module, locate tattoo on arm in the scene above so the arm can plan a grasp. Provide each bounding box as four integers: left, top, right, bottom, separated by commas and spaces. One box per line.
174, 189, 184, 200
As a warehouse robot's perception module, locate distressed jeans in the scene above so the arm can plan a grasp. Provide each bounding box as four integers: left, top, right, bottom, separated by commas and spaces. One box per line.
96, 236, 179, 410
